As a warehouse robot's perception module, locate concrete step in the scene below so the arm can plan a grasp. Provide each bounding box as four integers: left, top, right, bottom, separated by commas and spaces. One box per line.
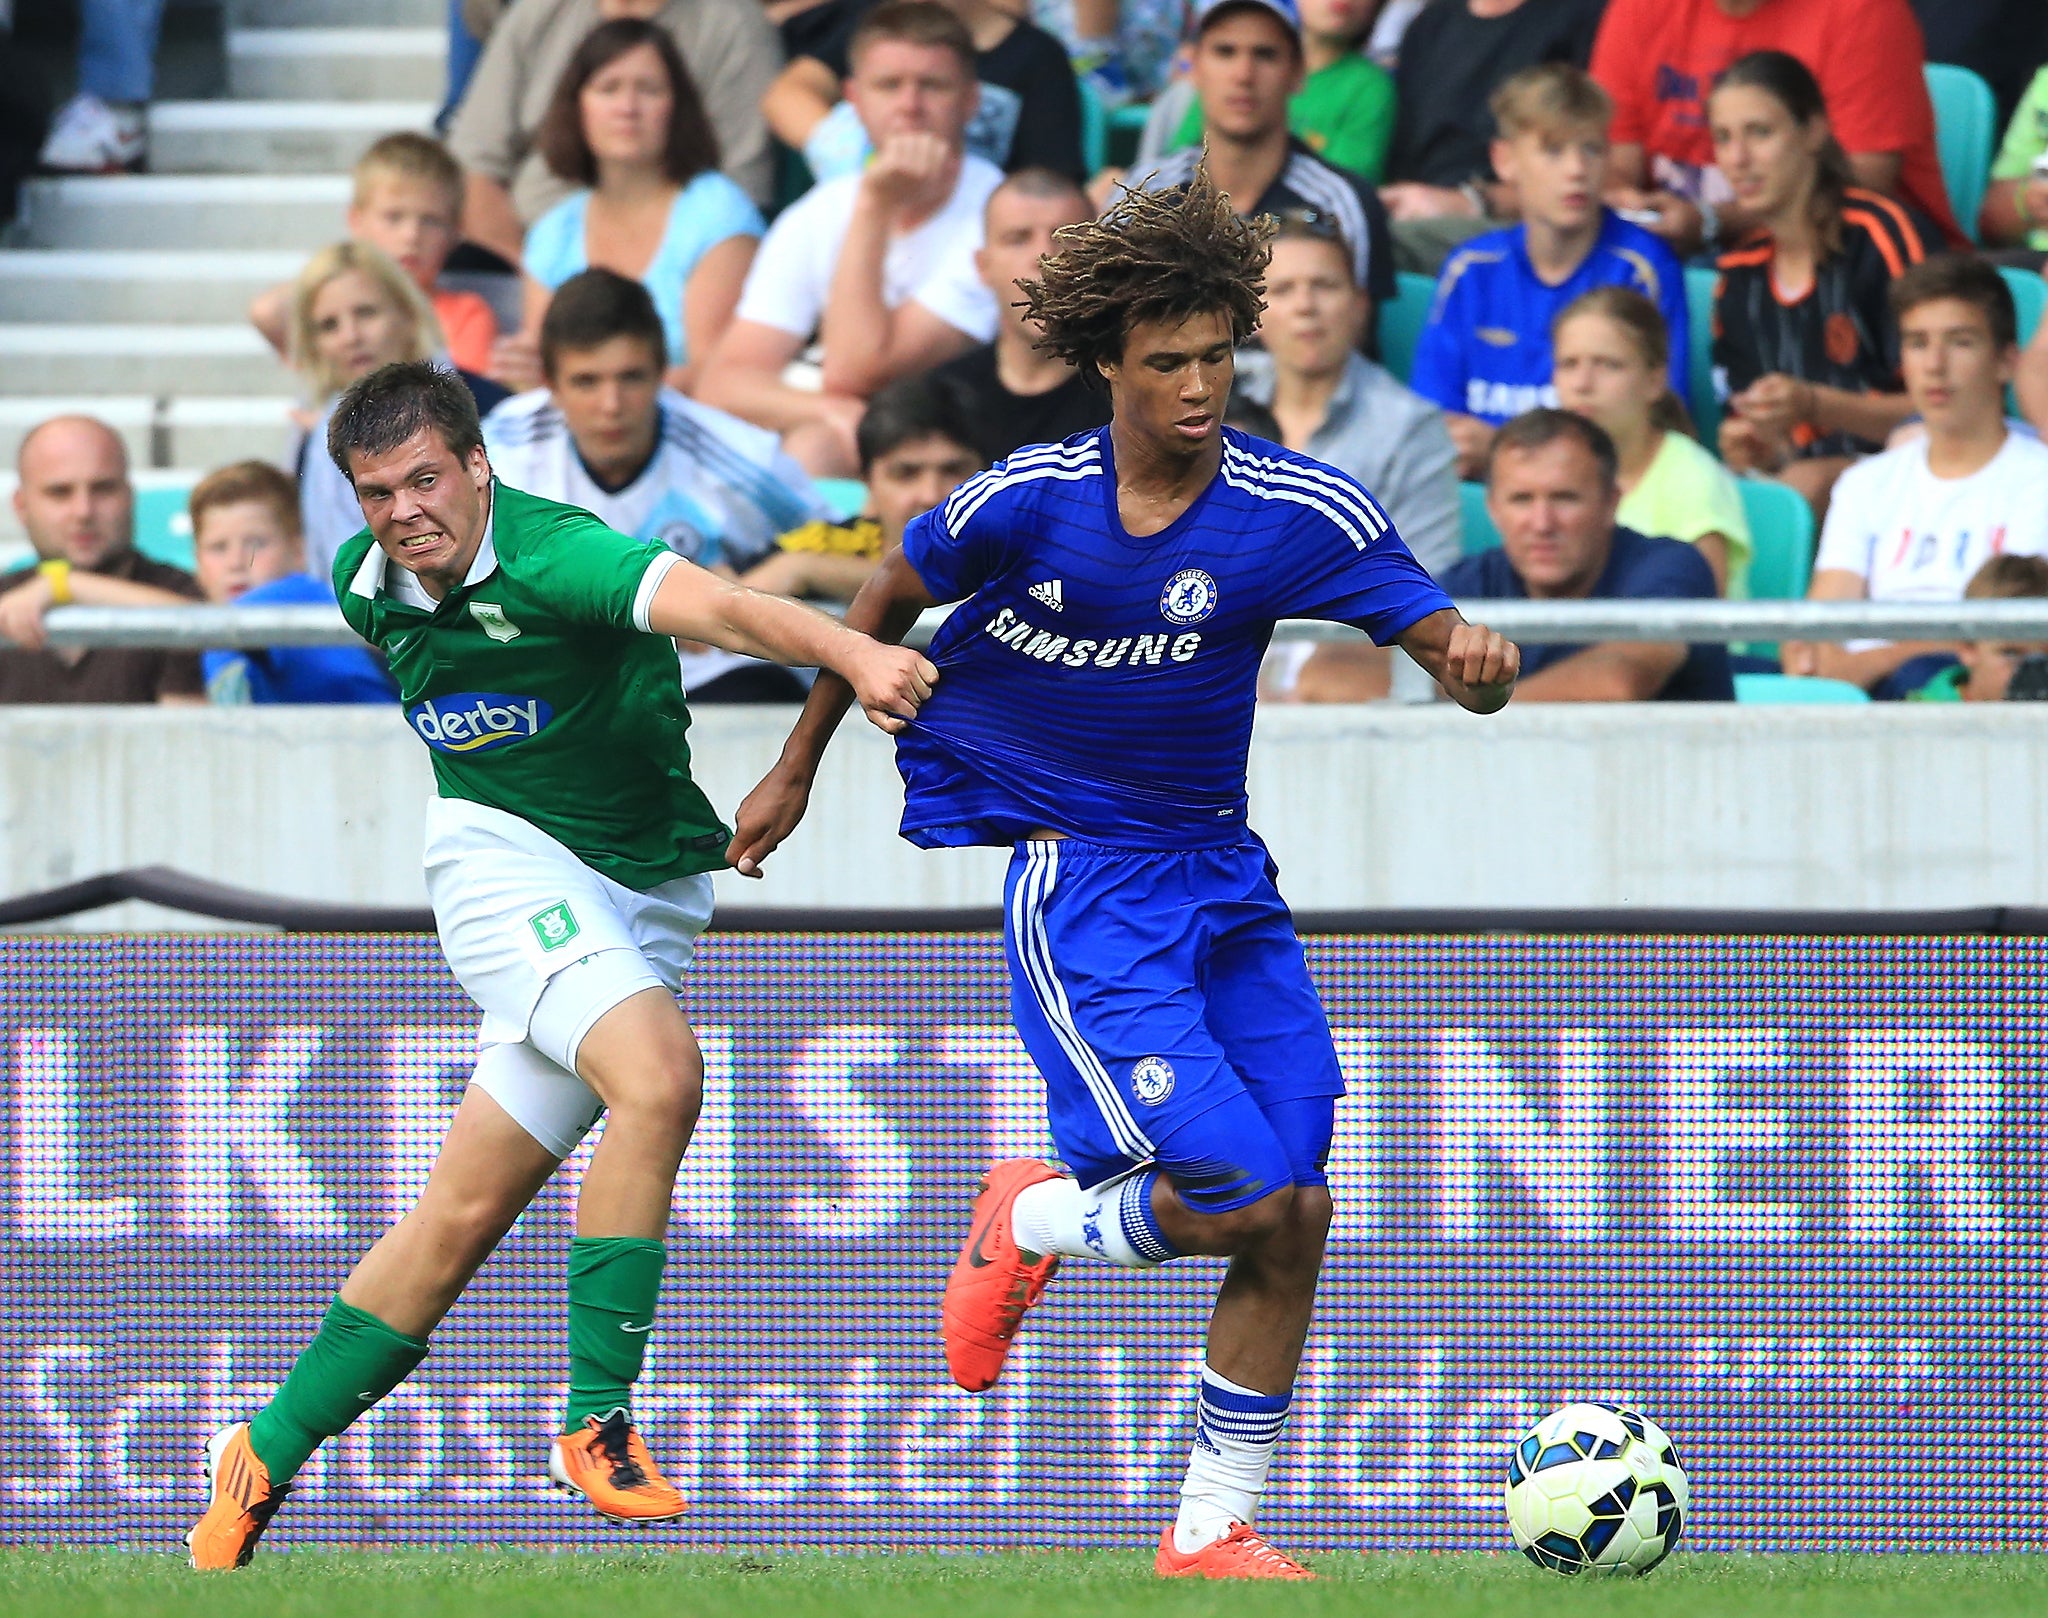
0, 398, 156, 474
149, 101, 437, 175
0, 326, 287, 396
0, 250, 305, 323
163, 396, 302, 469
228, 28, 445, 101
228, 0, 442, 26
19, 175, 353, 250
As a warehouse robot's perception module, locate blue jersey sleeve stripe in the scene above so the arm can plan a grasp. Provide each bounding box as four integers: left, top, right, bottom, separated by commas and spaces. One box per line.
1219, 460, 1373, 551
1223, 442, 1391, 541
948, 441, 1103, 533
1221, 447, 1390, 549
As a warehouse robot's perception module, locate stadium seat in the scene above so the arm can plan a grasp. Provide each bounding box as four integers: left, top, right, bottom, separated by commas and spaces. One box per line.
1378, 270, 1436, 384
2001, 265, 2046, 348
133, 471, 201, 571
1108, 102, 1152, 168
1925, 63, 1996, 244
1737, 477, 1815, 601
814, 478, 868, 521
1077, 76, 1107, 177
1734, 672, 1869, 703
1458, 480, 1498, 556
1683, 265, 1719, 444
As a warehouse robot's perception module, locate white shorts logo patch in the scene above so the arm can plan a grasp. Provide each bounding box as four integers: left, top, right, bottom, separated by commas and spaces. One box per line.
1131, 1055, 1176, 1105
1160, 569, 1218, 625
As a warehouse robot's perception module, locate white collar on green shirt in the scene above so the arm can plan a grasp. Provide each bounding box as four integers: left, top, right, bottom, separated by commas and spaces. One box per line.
346, 481, 499, 609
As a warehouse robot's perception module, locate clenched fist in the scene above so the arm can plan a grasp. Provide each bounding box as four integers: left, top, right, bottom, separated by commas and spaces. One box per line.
844, 640, 940, 734
1443, 620, 1519, 711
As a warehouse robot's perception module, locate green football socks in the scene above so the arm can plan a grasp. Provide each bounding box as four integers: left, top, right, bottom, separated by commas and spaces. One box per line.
246, 1299, 430, 1484
564, 1236, 667, 1433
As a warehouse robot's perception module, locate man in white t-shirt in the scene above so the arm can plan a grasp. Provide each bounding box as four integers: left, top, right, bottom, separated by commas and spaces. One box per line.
485, 269, 834, 702
1787, 256, 2048, 700
697, 1, 1001, 478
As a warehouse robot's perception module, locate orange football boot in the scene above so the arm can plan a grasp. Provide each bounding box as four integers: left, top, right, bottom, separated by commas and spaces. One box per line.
941, 1158, 1064, 1392
548, 1410, 688, 1523
186, 1423, 291, 1570
1154, 1523, 1316, 1580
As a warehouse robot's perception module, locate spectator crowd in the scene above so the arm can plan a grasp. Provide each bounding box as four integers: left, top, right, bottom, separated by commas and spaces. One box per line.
9, 0, 2048, 707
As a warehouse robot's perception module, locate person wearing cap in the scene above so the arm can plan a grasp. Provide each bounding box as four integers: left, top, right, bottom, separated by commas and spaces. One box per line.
1128, 0, 1396, 314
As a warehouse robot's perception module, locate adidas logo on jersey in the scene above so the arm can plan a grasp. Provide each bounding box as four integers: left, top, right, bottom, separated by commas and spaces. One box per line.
1027, 579, 1064, 611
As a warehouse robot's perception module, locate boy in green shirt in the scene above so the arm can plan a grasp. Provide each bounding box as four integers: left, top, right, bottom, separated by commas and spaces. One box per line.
1163, 0, 1395, 179
187, 361, 935, 1569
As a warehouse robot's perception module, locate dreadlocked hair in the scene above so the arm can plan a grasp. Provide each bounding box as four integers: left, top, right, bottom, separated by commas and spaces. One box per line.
1019, 168, 1273, 380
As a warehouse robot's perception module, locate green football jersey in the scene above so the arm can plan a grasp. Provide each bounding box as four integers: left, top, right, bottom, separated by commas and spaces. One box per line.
334, 480, 731, 890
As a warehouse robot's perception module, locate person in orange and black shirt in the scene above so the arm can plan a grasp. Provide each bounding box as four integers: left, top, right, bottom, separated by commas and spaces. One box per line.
1708, 51, 1934, 520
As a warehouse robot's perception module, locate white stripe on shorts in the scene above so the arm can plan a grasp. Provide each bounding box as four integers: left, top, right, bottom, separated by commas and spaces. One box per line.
1012, 840, 1154, 1160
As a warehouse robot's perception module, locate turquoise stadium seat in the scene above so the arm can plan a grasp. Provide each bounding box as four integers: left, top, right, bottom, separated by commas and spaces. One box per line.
1735, 673, 1869, 704
1458, 480, 1497, 557
1108, 102, 1151, 168
813, 478, 868, 521
1076, 75, 1107, 176
133, 474, 199, 572
1684, 265, 1719, 444
2001, 265, 2046, 348
1926, 63, 1996, 244
1378, 270, 1437, 385
1737, 476, 1815, 601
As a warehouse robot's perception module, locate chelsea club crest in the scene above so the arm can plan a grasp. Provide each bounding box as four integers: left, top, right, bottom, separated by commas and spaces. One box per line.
1160, 568, 1218, 626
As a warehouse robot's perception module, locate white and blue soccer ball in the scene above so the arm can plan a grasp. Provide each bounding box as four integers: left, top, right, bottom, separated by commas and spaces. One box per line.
1503, 1401, 1689, 1575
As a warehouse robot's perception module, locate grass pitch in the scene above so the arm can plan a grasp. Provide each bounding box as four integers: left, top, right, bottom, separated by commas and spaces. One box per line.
4, 1551, 2046, 1618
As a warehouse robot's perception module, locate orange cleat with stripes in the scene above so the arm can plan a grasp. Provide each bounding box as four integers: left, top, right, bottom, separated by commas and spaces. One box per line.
547, 1410, 688, 1523
941, 1158, 1063, 1392
1154, 1523, 1317, 1580
186, 1423, 291, 1570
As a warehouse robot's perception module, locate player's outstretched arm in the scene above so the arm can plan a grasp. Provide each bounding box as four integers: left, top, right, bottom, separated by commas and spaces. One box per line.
726, 549, 941, 878
1397, 609, 1521, 714
643, 554, 938, 732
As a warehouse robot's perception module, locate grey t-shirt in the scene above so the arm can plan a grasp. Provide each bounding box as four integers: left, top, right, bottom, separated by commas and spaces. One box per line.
1234, 349, 1462, 578
448, 0, 779, 218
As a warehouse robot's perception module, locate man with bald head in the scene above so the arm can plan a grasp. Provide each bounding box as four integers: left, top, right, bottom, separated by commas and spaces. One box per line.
0, 414, 206, 703
929, 167, 1113, 462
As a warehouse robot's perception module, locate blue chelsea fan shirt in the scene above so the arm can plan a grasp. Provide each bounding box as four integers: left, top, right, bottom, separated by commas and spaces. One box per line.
1409, 210, 1689, 426
894, 426, 1454, 850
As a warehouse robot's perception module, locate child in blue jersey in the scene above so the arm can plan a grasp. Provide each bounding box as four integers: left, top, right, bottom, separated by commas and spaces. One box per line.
1408, 64, 1688, 481
732, 173, 1521, 1578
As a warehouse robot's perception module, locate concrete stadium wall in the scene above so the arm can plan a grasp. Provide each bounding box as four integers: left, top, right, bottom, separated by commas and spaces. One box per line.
4, 705, 2046, 928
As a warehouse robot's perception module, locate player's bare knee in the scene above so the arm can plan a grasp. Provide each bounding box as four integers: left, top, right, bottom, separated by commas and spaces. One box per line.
1292, 1184, 1334, 1244
603, 1053, 702, 1136
1192, 1184, 1296, 1253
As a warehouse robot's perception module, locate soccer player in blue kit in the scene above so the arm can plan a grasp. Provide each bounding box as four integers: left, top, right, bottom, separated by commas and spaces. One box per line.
729, 173, 1520, 1577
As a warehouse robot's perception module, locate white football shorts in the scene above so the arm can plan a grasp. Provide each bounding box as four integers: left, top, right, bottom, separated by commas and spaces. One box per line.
423, 796, 716, 1157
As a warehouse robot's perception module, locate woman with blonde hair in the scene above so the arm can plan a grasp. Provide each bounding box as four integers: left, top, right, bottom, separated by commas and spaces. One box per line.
1551, 284, 1751, 595
288, 241, 506, 585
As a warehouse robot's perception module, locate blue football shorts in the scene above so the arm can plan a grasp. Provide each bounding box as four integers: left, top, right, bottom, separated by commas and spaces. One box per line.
1001, 837, 1343, 1213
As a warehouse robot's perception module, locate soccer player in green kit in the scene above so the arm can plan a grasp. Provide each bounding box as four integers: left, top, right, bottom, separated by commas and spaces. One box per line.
187, 362, 938, 1569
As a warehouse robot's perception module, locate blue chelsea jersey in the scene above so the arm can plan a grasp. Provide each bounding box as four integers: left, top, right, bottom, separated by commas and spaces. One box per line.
895, 426, 1454, 850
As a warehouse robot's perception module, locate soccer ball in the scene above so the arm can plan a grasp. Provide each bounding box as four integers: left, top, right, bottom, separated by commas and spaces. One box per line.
1503, 1401, 1689, 1575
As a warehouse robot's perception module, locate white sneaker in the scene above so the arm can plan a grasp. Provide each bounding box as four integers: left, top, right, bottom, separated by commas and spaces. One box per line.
38, 93, 147, 173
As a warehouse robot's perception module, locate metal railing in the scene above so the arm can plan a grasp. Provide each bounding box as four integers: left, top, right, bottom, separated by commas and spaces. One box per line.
19, 599, 2048, 651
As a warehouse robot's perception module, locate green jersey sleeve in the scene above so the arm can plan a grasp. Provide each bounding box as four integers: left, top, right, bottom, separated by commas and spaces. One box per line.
1990, 68, 2048, 182
533, 504, 677, 631
332, 532, 377, 643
